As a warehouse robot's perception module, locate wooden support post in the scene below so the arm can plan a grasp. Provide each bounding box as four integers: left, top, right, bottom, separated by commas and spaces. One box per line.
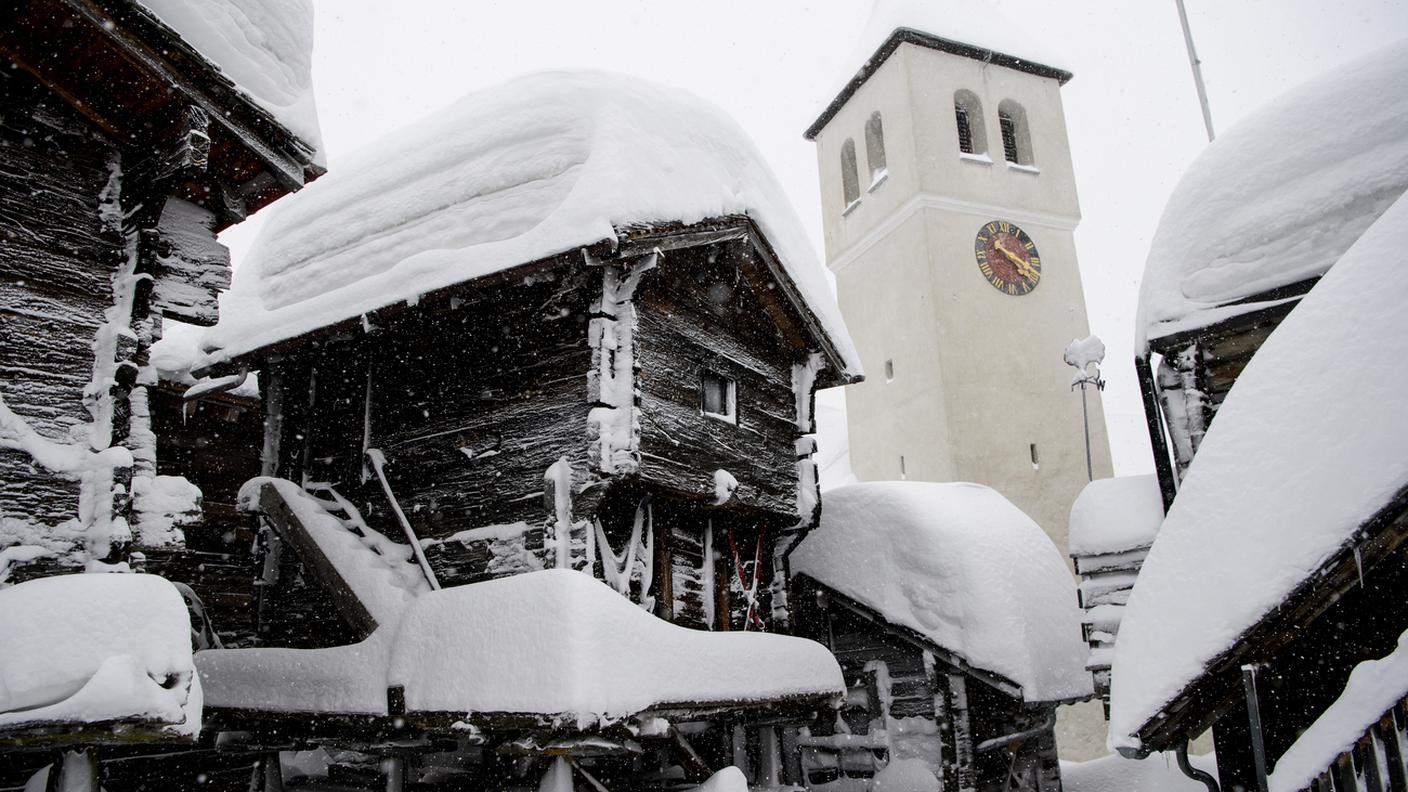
947, 673, 978, 792
262, 753, 284, 792
379, 756, 405, 792
925, 652, 961, 792
53, 751, 99, 792
1242, 664, 1270, 792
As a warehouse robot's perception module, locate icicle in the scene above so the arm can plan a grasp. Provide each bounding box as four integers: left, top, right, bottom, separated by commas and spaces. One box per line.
592, 498, 654, 609
537, 756, 573, 792
702, 520, 716, 629
1354, 544, 1365, 588
545, 458, 574, 569
638, 501, 655, 611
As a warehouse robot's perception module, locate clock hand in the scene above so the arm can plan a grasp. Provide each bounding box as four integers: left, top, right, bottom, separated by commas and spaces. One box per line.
994, 240, 1038, 280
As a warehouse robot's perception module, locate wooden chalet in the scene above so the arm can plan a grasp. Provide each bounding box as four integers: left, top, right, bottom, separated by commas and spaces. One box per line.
789, 482, 1091, 792
1107, 42, 1408, 792
0, 0, 320, 788
180, 72, 862, 789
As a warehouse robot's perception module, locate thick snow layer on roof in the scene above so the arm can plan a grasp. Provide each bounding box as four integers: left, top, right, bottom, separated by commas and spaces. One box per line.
199, 569, 843, 719
1068, 475, 1164, 557
0, 574, 199, 734
202, 71, 857, 376
1268, 629, 1408, 792
137, 0, 322, 161
846, 0, 1066, 79
1136, 40, 1408, 348
151, 321, 259, 398
1109, 193, 1408, 749
792, 482, 1092, 702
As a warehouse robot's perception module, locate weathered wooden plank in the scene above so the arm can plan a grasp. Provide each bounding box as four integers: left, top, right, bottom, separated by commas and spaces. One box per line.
147, 197, 230, 326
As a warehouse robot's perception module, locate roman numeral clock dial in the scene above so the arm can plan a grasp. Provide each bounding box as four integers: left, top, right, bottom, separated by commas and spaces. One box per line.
975, 221, 1041, 295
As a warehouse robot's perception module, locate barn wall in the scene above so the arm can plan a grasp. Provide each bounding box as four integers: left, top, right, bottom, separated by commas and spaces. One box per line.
0, 66, 124, 535
633, 244, 803, 518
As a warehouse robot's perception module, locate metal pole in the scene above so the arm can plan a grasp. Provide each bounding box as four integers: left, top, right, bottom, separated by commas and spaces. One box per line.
1175, 0, 1216, 141
1080, 383, 1094, 482
1242, 664, 1270, 792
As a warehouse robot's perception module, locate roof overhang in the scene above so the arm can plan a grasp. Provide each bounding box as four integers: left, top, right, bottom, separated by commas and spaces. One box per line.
804, 28, 1073, 142
1, 0, 323, 228
1124, 484, 1408, 754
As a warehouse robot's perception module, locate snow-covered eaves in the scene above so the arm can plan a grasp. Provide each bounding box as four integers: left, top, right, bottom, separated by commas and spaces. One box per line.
136, 0, 323, 166
0, 574, 200, 740
1135, 40, 1408, 351
804, 0, 1071, 141
198, 569, 844, 724
3, 0, 323, 222
201, 71, 858, 381
1109, 193, 1408, 753
792, 481, 1093, 703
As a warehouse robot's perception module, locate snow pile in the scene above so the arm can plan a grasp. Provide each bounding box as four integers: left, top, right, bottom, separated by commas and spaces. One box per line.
1068, 475, 1164, 557
199, 569, 843, 719
691, 766, 748, 792
1109, 193, 1408, 749
202, 71, 858, 377
1061, 752, 1218, 792
137, 0, 322, 160
873, 757, 941, 792
131, 474, 203, 547
0, 574, 200, 734
1268, 629, 1408, 792
792, 482, 1092, 702
1136, 39, 1408, 348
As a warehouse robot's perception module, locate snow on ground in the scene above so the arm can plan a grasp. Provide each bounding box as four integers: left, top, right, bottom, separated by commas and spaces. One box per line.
1068, 474, 1164, 557
1061, 752, 1218, 792
1109, 193, 1408, 749
1135, 39, 1408, 349
202, 71, 858, 379
0, 574, 199, 734
199, 569, 844, 720
1268, 628, 1408, 792
137, 0, 322, 161
793, 482, 1092, 702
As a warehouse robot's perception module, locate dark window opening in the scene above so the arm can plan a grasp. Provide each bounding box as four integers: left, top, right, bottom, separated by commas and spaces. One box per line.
899, 455, 907, 480
1030, 443, 1040, 469
885, 359, 895, 382
702, 370, 736, 422
841, 138, 861, 208
999, 112, 1020, 163
865, 112, 887, 186
956, 105, 974, 154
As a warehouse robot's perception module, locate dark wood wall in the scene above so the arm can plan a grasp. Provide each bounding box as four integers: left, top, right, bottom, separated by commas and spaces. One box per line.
0, 65, 123, 530
634, 243, 804, 517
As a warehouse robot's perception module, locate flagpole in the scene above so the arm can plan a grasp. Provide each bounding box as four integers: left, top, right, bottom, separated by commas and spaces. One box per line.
1175, 0, 1216, 142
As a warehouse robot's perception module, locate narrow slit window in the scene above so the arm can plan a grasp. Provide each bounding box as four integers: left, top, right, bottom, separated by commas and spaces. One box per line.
899, 455, 907, 480
701, 370, 736, 423
999, 111, 1020, 163
955, 105, 973, 154
885, 359, 895, 382
1030, 443, 1040, 469
865, 112, 887, 187
841, 138, 861, 208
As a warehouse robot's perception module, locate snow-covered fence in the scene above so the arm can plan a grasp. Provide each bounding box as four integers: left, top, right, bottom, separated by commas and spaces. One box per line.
1284, 698, 1408, 792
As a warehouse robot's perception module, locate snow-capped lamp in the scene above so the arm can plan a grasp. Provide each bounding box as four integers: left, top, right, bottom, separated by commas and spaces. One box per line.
1064, 335, 1107, 481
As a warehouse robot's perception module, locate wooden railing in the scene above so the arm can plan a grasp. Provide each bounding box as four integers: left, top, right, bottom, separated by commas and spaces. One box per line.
1296, 698, 1408, 792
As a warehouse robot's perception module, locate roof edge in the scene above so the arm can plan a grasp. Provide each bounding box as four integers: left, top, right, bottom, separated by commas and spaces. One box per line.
804, 28, 1073, 141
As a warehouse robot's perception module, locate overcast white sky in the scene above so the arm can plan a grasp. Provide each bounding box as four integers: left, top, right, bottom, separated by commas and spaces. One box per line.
222, 0, 1408, 475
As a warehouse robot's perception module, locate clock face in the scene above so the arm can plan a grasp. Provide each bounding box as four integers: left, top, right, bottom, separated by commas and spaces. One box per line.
975, 221, 1041, 296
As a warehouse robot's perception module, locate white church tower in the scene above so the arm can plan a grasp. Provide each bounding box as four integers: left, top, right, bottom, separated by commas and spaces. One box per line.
806, 2, 1113, 554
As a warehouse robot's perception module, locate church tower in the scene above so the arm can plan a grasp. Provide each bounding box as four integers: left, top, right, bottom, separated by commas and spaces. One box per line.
806, 4, 1113, 554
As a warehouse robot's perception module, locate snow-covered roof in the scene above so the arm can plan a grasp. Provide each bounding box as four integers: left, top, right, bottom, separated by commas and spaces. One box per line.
792, 481, 1092, 702
202, 71, 858, 378
1109, 192, 1408, 750
1068, 474, 1164, 557
1135, 40, 1408, 349
151, 321, 258, 398
137, 0, 323, 162
198, 568, 843, 719
806, 0, 1069, 140
1268, 628, 1408, 792
0, 574, 200, 735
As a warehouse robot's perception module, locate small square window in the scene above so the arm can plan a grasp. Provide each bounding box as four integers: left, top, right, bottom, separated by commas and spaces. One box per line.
701, 370, 736, 423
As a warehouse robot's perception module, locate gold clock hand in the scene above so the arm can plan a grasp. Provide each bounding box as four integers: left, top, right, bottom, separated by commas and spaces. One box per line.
994, 241, 1038, 280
